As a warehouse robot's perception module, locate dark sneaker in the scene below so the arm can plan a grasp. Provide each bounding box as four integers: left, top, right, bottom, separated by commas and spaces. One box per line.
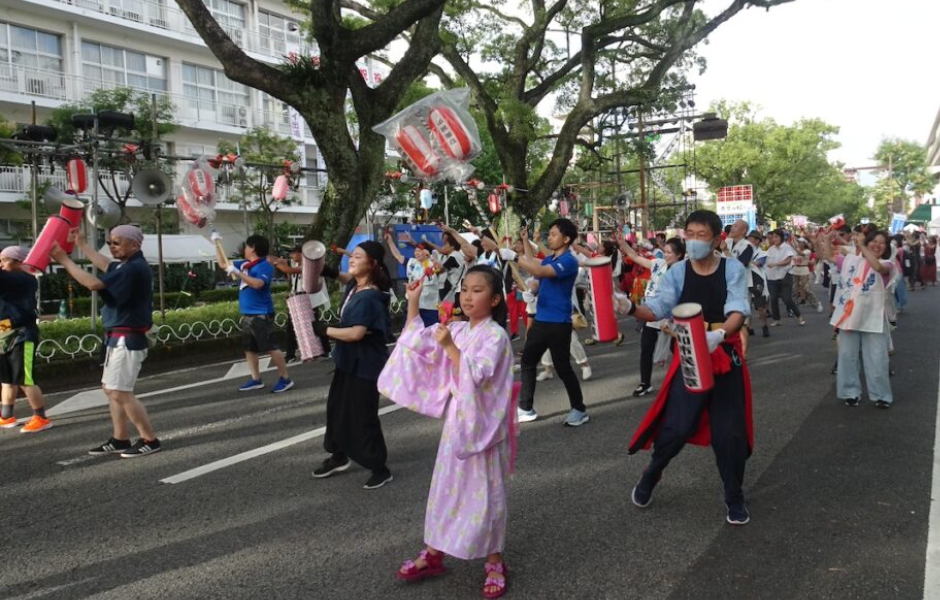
363, 468, 393, 490
632, 383, 652, 397
726, 501, 750, 525
762, 326, 770, 338
831, 363, 838, 375
874, 400, 892, 409
843, 397, 860, 407
632, 475, 657, 508
88, 438, 132, 456
747, 327, 755, 336
312, 455, 350, 479
120, 438, 162, 458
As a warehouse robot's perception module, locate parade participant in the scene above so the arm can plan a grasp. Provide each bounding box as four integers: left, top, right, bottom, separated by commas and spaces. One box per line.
311, 240, 394, 489
616, 233, 686, 397
432, 225, 477, 312
504, 238, 527, 340
271, 245, 331, 362
922, 235, 938, 286
765, 229, 805, 326
214, 233, 292, 393
51, 226, 161, 457
792, 238, 823, 312
628, 210, 753, 525
516, 219, 587, 426
0, 246, 51, 433
818, 229, 895, 408
386, 230, 442, 327
745, 231, 771, 339
379, 266, 513, 599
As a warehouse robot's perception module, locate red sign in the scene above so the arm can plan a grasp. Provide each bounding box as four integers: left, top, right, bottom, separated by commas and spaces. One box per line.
716, 185, 753, 203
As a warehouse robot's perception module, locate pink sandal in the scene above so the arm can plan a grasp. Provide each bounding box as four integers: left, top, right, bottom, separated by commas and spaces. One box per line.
397, 549, 446, 582
483, 561, 508, 599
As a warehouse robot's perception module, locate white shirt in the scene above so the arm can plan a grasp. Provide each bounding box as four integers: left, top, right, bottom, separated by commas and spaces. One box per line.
766, 244, 797, 281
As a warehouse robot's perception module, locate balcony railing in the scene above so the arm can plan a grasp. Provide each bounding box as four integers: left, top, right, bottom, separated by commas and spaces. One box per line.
49, 0, 316, 61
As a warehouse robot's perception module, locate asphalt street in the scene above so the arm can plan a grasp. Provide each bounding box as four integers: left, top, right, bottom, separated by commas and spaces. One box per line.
2, 283, 938, 600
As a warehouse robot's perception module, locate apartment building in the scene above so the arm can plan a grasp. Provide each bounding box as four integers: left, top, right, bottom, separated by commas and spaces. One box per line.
0, 0, 387, 249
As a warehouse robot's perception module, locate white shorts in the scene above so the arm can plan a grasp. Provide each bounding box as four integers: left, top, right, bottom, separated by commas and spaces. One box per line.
101, 338, 147, 392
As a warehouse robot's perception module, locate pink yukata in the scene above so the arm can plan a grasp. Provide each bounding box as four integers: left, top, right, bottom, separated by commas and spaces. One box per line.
378, 316, 515, 560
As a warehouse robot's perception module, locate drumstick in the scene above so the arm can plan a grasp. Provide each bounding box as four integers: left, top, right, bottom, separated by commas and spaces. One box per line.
212, 228, 238, 281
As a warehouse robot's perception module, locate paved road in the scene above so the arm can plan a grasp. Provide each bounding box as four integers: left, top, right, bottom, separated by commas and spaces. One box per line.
2, 284, 938, 600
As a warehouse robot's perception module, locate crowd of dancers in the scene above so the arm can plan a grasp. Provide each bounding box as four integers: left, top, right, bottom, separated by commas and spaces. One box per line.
0, 210, 928, 598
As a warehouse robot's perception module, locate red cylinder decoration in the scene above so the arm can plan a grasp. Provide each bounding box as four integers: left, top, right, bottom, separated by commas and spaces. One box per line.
559, 199, 569, 217
188, 166, 214, 203
394, 125, 440, 178
585, 256, 618, 342
488, 192, 501, 214
58, 197, 84, 253
272, 175, 290, 201
23, 215, 71, 275
671, 302, 715, 393
66, 159, 88, 194
428, 106, 473, 160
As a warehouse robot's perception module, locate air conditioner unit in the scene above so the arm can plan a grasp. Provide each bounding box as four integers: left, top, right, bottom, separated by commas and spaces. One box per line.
238, 118, 248, 127
238, 106, 247, 117
287, 22, 299, 32
109, 5, 121, 16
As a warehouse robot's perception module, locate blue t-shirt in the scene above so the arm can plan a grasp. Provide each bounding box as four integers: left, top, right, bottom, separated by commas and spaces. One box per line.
99, 251, 153, 349
235, 259, 275, 315
535, 251, 578, 323
0, 270, 39, 343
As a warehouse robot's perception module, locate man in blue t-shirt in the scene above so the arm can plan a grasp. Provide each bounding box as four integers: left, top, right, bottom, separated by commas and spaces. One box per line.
51, 224, 161, 458
214, 233, 292, 393
515, 218, 588, 426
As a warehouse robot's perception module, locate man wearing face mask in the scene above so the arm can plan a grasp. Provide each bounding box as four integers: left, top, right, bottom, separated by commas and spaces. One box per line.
627, 210, 754, 526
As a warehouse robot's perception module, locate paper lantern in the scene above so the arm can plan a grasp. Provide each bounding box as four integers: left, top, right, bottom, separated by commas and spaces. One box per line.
66, 159, 88, 194
272, 175, 290, 201
488, 193, 501, 214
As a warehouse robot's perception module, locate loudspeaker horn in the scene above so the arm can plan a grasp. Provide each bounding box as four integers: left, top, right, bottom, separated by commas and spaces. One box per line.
87, 199, 122, 230
43, 187, 71, 213
131, 169, 172, 206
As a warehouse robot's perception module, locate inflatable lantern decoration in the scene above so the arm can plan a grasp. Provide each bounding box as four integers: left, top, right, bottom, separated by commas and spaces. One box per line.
176, 157, 217, 228
373, 88, 482, 183
66, 158, 88, 194
272, 175, 290, 201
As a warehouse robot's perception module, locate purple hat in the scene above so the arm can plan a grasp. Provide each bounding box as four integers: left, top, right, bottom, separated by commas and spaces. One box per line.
0, 246, 28, 262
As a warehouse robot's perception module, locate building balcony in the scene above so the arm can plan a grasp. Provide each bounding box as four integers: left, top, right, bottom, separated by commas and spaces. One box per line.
42, 0, 315, 62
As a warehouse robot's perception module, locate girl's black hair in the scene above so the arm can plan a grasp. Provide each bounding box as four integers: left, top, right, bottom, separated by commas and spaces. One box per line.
463, 265, 507, 328
865, 230, 892, 260
665, 236, 686, 260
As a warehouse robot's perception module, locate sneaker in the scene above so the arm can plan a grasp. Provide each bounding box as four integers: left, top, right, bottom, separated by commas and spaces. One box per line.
615, 333, 625, 346
512, 364, 521, 373
363, 468, 393, 490
238, 378, 264, 392
286, 357, 300, 365
726, 501, 750, 525
517, 408, 538, 423
581, 365, 593, 381
0, 416, 17, 429
583, 338, 597, 346
769, 321, 780, 327
874, 400, 892, 409
631, 475, 657, 508
798, 318, 806, 326
272, 377, 294, 393
831, 363, 838, 375
843, 397, 860, 407
88, 437, 132, 455
633, 383, 652, 397
536, 369, 554, 382
120, 438, 163, 458
20, 416, 52, 434
510, 333, 520, 342
312, 455, 350, 478
762, 326, 770, 338
747, 327, 755, 336
564, 409, 589, 427
816, 303, 824, 313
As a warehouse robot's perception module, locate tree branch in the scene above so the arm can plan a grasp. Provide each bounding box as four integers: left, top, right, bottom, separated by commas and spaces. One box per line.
335, 0, 447, 62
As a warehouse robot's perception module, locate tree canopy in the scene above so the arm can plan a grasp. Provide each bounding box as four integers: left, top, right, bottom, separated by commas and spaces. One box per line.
694, 101, 869, 225
870, 138, 934, 220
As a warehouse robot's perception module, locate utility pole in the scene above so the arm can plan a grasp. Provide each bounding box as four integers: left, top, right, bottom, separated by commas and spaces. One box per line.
637, 112, 649, 239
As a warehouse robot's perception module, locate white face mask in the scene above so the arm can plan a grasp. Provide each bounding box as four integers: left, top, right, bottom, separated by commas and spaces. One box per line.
686, 239, 714, 261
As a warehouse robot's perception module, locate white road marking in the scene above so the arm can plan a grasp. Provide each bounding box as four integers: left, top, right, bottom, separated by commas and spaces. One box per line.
160, 404, 404, 484
49, 358, 282, 417
924, 352, 940, 599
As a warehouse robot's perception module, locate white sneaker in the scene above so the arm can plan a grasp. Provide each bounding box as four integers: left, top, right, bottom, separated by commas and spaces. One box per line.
536, 370, 554, 382
816, 303, 824, 313
517, 408, 538, 422
581, 365, 593, 380
512, 364, 521, 373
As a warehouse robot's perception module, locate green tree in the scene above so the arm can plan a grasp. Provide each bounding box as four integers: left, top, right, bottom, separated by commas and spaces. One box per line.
175, 0, 447, 251
218, 127, 301, 250
871, 138, 934, 220
0, 114, 22, 165
45, 87, 178, 224
694, 101, 867, 224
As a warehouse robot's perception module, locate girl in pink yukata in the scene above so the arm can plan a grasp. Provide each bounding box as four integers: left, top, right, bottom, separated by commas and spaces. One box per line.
378, 265, 515, 599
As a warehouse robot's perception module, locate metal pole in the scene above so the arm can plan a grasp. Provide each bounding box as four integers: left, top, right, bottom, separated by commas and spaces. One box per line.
29, 101, 41, 314
444, 185, 450, 227
151, 94, 166, 322
638, 113, 650, 239
90, 116, 100, 331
